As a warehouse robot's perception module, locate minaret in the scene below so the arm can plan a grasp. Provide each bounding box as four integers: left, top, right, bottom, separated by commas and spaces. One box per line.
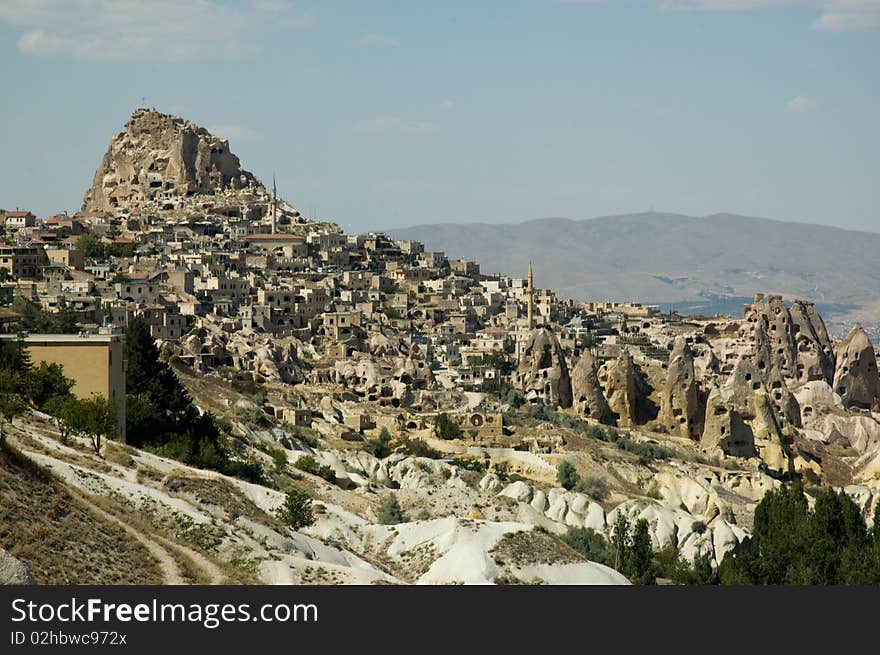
271, 175, 277, 235
527, 261, 535, 330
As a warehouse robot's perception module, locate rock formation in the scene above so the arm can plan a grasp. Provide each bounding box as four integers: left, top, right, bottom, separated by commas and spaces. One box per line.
658, 337, 704, 439
742, 294, 798, 379
789, 300, 836, 383
600, 350, 655, 427
570, 350, 614, 424
742, 294, 836, 385
514, 327, 572, 408
83, 108, 264, 216
833, 324, 880, 410
0, 548, 34, 585
701, 358, 794, 475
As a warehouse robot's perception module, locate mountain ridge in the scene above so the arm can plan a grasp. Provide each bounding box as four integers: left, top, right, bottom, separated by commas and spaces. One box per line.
389, 212, 880, 334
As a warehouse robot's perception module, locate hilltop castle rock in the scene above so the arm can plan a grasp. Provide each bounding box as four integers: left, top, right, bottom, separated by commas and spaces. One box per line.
82, 108, 266, 217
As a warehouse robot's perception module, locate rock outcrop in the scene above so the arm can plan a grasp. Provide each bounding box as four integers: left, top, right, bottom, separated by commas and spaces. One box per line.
514, 327, 572, 408
701, 358, 794, 474
742, 294, 836, 385
658, 337, 704, 439
833, 324, 880, 410
789, 300, 836, 383
570, 350, 614, 424
83, 108, 264, 216
0, 549, 35, 585
600, 350, 655, 427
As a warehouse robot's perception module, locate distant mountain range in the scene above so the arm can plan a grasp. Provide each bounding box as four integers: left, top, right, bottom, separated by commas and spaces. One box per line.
390, 212, 880, 337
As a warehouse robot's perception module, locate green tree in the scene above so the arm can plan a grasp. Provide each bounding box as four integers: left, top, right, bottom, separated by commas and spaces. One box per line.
377, 494, 407, 525
628, 518, 655, 585
0, 369, 27, 448
560, 527, 612, 566
62, 395, 117, 456
611, 512, 631, 572
25, 362, 73, 410
10, 296, 78, 333
75, 232, 106, 259
276, 489, 316, 530
43, 394, 78, 444
482, 349, 514, 375
434, 413, 462, 440
123, 317, 230, 474
556, 460, 580, 491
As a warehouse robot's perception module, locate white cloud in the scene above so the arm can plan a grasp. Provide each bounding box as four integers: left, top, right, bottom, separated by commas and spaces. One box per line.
658, 1, 799, 10
354, 33, 400, 48
354, 118, 436, 134
0, 0, 315, 61
655, 0, 880, 30
785, 95, 814, 112
206, 124, 257, 143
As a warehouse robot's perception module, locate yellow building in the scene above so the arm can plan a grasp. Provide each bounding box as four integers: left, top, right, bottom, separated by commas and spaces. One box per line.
3, 333, 126, 441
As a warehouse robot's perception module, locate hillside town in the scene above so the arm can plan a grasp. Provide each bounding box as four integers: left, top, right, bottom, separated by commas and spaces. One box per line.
1, 110, 879, 586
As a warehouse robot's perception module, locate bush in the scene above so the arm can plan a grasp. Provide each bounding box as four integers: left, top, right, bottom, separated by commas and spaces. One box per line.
526, 403, 556, 422
691, 520, 707, 535
377, 494, 407, 525
499, 385, 525, 408
234, 402, 266, 426
267, 447, 288, 473
452, 457, 486, 472
434, 413, 462, 440
576, 475, 609, 501
561, 527, 612, 566
294, 454, 336, 482
363, 427, 392, 459
615, 436, 673, 464
400, 438, 441, 459
557, 460, 580, 490
276, 489, 315, 530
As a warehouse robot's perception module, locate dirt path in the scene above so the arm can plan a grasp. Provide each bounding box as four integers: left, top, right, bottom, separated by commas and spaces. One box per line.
153, 534, 226, 584
68, 489, 187, 585
9, 431, 226, 585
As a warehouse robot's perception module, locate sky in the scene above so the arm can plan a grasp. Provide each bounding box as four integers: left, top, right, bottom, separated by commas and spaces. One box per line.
0, 0, 877, 234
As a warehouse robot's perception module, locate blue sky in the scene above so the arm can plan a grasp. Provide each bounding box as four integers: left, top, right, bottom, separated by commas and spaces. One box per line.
0, 0, 877, 233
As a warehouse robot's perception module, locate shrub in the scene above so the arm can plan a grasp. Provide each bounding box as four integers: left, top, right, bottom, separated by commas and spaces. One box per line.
691, 520, 707, 535
400, 438, 441, 459
267, 447, 288, 473
276, 489, 315, 530
561, 527, 612, 566
576, 475, 609, 501
377, 494, 407, 525
556, 460, 580, 490
434, 413, 462, 440
526, 403, 555, 422
294, 454, 336, 482
615, 436, 673, 464
363, 427, 392, 458
452, 457, 486, 472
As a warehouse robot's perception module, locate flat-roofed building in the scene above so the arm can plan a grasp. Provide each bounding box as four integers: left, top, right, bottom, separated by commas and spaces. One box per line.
1, 332, 126, 441
0, 246, 45, 279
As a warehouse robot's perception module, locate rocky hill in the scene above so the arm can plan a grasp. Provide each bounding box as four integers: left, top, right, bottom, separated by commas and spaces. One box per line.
82, 108, 265, 217
390, 213, 880, 337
